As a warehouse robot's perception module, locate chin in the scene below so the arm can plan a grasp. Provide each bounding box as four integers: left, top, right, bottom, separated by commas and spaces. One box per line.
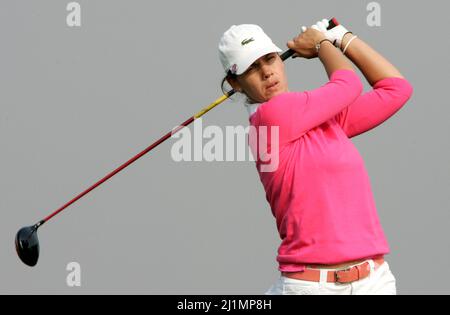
267, 90, 286, 100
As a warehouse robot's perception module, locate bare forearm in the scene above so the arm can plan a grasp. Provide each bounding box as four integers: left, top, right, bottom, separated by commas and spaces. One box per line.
318, 40, 355, 78
341, 33, 404, 86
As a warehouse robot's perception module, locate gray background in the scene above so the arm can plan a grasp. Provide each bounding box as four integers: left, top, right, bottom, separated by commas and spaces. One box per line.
0, 0, 448, 295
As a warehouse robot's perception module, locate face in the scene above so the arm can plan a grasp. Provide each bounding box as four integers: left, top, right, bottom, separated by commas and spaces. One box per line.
228, 52, 289, 103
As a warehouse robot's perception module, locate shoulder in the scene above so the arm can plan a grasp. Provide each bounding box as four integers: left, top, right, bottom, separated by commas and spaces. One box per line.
256, 92, 307, 123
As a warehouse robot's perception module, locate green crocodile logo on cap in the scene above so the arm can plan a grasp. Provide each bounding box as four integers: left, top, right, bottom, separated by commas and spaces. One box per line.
241, 38, 255, 46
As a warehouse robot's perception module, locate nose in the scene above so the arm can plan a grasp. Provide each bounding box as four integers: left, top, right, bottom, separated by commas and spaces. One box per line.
261, 63, 273, 79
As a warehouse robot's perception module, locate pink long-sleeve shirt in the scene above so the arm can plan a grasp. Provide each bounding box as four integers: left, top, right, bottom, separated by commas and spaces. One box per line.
248, 69, 413, 272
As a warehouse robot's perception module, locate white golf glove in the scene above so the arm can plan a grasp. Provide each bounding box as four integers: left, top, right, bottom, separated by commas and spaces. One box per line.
311, 18, 353, 50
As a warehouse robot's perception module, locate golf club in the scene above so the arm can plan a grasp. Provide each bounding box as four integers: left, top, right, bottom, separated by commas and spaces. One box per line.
15, 18, 340, 267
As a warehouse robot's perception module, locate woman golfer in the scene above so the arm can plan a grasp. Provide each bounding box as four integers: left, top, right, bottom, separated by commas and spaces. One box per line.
218, 19, 413, 295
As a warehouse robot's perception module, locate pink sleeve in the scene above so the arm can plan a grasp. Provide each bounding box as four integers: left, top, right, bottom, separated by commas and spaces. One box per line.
335, 77, 414, 138
256, 69, 363, 146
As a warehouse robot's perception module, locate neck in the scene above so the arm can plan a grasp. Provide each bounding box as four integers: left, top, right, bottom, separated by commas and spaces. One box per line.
245, 102, 261, 117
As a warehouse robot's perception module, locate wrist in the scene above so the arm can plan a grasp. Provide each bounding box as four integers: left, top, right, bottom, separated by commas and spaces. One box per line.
340, 32, 355, 50
316, 39, 334, 55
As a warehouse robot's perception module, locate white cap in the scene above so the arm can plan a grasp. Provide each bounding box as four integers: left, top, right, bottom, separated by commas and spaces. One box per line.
218, 24, 282, 76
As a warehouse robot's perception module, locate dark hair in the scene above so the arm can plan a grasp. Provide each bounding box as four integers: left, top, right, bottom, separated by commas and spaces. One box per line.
220, 71, 256, 104
221, 71, 236, 95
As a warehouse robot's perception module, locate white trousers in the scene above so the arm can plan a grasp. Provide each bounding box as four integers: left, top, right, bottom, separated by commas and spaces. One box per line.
265, 260, 397, 295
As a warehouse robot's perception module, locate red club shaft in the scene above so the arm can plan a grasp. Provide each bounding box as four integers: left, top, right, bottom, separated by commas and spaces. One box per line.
43, 116, 195, 223
41, 90, 236, 224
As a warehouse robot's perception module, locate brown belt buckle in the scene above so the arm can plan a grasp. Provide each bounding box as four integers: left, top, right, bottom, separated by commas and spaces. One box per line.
334, 270, 344, 284
334, 266, 355, 284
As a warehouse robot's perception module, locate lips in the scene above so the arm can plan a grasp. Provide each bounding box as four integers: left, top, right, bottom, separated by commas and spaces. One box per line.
266, 82, 279, 90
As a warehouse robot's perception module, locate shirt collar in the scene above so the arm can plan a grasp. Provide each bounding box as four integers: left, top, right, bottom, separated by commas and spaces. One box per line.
245, 102, 262, 118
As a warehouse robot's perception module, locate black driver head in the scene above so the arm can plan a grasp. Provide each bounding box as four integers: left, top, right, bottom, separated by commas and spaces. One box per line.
15, 225, 40, 267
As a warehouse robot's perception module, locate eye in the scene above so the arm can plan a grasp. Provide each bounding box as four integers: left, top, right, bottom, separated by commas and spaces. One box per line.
246, 65, 256, 73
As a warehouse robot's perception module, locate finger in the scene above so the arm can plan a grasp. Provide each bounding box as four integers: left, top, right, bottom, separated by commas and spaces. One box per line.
315, 22, 324, 32
317, 21, 327, 32
287, 40, 295, 49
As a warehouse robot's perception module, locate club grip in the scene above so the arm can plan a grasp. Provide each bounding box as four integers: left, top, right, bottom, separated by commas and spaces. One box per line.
280, 17, 340, 61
